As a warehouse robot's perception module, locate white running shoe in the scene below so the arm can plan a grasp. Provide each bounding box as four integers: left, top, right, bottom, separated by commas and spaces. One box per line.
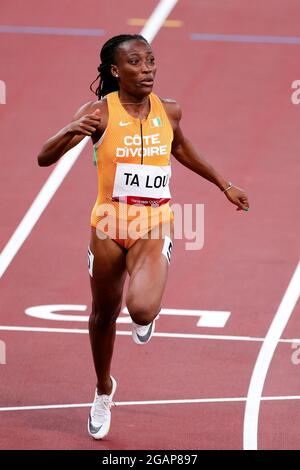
88, 376, 117, 440
132, 320, 156, 345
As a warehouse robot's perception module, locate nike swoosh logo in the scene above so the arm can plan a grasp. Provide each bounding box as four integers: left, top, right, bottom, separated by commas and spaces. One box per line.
88, 415, 102, 434
119, 121, 132, 127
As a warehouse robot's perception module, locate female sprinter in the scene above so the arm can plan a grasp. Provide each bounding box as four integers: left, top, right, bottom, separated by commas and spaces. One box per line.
37, 34, 249, 440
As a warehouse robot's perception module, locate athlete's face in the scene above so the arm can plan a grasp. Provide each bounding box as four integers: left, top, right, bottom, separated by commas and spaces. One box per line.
112, 40, 156, 97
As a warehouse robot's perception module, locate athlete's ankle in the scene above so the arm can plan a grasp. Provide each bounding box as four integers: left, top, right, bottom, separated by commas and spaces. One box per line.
132, 319, 151, 327
97, 377, 113, 395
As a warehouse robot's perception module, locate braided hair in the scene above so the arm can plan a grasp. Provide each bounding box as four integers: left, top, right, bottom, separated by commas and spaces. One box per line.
90, 34, 148, 100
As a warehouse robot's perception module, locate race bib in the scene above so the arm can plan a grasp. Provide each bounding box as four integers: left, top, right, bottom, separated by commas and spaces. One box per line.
112, 163, 171, 205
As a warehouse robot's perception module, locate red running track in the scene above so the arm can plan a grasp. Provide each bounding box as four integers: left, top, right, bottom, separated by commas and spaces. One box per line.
0, 0, 299, 450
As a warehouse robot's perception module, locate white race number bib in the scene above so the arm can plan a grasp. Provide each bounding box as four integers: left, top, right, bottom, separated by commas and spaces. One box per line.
112, 163, 171, 201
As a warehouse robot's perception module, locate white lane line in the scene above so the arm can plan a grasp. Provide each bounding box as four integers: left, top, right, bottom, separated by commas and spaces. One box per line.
0, 138, 88, 279
243, 261, 300, 450
1, 395, 300, 413
0, 0, 178, 280
140, 0, 178, 42
0, 324, 300, 344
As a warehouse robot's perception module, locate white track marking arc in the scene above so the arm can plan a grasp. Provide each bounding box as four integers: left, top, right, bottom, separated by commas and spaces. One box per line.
1, 395, 300, 413
0, 0, 179, 279
243, 261, 300, 450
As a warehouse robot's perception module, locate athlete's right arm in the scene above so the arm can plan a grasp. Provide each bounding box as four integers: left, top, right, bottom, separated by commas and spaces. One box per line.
37, 102, 101, 167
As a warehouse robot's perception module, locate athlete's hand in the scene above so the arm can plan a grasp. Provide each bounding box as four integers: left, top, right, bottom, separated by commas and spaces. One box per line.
67, 109, 101, 136
224, 186, 250, 211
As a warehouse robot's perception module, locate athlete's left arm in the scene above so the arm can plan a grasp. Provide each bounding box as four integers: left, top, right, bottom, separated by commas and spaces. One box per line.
167, 101, 249, 211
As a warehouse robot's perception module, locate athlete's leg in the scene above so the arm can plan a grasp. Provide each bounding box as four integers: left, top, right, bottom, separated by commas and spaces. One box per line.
88, 227, 127, 395
125, 222, 174, 325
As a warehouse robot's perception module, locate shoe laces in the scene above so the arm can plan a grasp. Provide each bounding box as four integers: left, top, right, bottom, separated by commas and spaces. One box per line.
92, 393, 115, 421
134, 321, 152, 336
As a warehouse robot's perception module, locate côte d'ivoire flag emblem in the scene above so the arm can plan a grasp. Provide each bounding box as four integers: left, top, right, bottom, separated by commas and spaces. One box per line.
150, 117, 162, 128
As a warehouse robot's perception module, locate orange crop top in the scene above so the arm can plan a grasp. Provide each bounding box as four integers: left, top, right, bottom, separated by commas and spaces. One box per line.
90, 91, 174, 230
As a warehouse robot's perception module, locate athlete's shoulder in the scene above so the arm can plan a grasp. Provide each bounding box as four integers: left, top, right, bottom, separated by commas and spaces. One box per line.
159, 97, 182, 122
72, 98, 108, 132
77, 98, 108, 115
160, 97, 177, 104
73, 98, 107, 118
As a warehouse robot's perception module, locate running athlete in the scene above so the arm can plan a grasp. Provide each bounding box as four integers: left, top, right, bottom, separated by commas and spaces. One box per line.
37, 34, 249, 440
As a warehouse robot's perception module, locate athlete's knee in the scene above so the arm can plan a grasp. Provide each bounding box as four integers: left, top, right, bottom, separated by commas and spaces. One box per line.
90, 301, 121, 328
127, 298, 159, 325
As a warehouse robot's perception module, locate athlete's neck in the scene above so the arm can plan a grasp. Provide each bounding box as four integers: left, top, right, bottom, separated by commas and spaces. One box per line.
118, 91, 151, 120
118, 90, 150, 105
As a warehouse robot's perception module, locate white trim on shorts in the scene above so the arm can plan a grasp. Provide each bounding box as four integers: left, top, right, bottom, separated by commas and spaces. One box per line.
161, 236, 173, 264
87, 246, 94, 277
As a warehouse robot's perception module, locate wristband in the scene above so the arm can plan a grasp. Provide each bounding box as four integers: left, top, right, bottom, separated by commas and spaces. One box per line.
222, 182, 233, 193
